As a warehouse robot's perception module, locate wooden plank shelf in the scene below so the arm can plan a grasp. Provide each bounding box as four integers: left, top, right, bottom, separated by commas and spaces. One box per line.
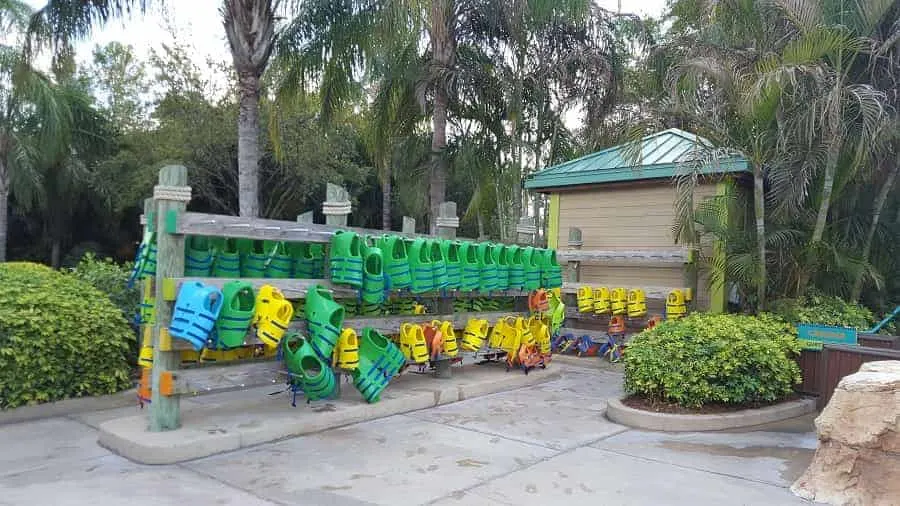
173, 349, 512, 396
167, 310, 522, 351
557, 248, 688, 264
172, 212, 439, 244
166, 277, 530, 301
560, 283, 674, 301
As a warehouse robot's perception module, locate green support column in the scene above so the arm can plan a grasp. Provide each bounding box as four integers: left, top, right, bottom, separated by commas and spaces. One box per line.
708, 180, 729, 314
150, 165, 189, 431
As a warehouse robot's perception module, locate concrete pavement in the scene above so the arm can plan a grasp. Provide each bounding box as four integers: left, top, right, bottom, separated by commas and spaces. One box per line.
0, 362, 813, 505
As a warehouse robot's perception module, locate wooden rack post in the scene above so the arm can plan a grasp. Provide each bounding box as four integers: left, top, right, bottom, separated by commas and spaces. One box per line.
150, 165, 188, 431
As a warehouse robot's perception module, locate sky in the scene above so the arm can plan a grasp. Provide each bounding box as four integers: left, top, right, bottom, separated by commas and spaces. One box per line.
26, 0, 670, 72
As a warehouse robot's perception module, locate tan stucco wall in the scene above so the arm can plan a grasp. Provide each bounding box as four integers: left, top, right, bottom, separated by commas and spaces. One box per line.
556, 181, 718, 309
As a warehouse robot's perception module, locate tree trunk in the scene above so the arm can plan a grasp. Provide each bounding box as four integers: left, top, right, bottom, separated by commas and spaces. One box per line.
51, 239, 61, 269
428, 0, 453, 234
0, 157, 7, 262
753, 162, 767, 311
429, 87, 448, 234
382, 166, 392, 231
851, 160, 899, 301
801, 98, 842, 292
237, 72, 260, 217
0, 186, 7, 263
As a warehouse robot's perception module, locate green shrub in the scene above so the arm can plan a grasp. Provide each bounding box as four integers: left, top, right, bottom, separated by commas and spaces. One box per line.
0, 262, 134, 409
770, 293, 874, 329
69, 253, 139, 323
624, 313, 802, 408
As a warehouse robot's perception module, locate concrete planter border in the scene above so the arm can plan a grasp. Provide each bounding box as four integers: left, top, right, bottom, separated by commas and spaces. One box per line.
605, 396, 817, 432
99, 369, 562, 465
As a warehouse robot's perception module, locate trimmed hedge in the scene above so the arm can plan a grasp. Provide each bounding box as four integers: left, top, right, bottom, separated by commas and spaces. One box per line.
624, 313, 802, 408
770, 293, 874, 330
0, 262, 134, 409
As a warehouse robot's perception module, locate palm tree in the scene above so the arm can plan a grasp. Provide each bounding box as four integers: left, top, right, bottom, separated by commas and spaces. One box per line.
24, 0, 150, 54
0, 0, 151, 262
770, 0, 891, 292
367, 34, 425, 230
0, 44, 82, 262
222, 0, 280, 218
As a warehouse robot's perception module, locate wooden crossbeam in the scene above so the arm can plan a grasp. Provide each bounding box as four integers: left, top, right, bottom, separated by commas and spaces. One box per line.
560, 283, 674, 300
172, 212, 439, 244
556, 248, 688, 264
167, 310, 521, 351
164, 277, 530, 301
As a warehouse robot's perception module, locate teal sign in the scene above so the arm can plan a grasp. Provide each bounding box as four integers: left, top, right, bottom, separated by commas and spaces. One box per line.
797, 324, 858, 349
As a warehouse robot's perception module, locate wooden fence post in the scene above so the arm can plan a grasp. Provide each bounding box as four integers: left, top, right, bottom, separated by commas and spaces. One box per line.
150, 165, 189, 432
323, 183, 351, 227
516, 217, 536, 245
402, 216, 416, 234
566, 227, 582, 283
435, 202, 459, 239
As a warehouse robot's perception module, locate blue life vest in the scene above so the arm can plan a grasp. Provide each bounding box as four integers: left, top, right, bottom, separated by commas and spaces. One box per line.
170, 281, 224, 351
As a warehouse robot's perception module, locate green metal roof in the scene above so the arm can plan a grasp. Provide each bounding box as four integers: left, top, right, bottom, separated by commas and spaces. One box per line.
525, 128, 749, 191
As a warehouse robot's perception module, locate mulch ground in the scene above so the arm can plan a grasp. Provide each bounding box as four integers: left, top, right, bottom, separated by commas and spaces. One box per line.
621, 393, 801, 415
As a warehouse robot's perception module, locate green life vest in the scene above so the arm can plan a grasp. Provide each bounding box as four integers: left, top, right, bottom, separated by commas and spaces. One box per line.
377, 235, 412, 290
214, 280, 255, 348
431, 240, 449, 290
264, 241, 293, 279
304, 284, 345, 362
407, 238, 434, 294
477, 242, 498, 293
237, 239, 267, 278
185, 236, 214, 277
540, 248, 563, 288
289, 243, 325, 278
506, 245, 525, 289
352, 328, 405, 403
282, 333, 336, 401
458, 241, 480, 292
211, 238, 241, 278
441, 240, 462, 289
329, 230, 363, 287
362, 246, 386, 304
492, 244, 510, 290
521, 246, 541, 290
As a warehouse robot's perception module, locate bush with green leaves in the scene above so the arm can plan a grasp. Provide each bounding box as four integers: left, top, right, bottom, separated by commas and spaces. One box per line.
624, 313, 802, 408
0, 262, 134, 409
769, 293, 875, 330
69, 253, 139, 323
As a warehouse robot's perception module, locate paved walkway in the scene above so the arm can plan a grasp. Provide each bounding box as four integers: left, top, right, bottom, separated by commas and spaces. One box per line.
0, 362, 814, 505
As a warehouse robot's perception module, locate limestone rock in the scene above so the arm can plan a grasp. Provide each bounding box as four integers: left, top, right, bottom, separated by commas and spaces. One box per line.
792, 360, 900, 506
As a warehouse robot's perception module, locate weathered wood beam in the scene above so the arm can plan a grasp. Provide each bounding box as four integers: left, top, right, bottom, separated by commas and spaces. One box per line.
150, 165, 187, 431
168, 310, 519, 351
560, 283, 674, 301
172, 212, 437, 244
556, 248, 688, 264
165, 278, 530, 302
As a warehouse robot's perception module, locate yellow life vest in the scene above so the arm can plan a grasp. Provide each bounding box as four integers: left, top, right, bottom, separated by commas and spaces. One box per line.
334, 328, 360, 370
576, 286, 594, 313
432, 320, 458, 357
593, 287, 611, 315
399, 323, 429, 363
254, 285, 294, 349
461, 318, 488, 351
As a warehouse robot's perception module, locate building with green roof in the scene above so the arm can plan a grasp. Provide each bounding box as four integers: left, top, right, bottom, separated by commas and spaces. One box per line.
526, 128, 748, 312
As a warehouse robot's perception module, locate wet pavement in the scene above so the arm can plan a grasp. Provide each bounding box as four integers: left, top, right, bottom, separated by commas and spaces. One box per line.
0, 362, 813, 505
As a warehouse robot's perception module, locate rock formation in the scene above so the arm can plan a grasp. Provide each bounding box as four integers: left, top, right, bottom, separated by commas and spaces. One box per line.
792, 360, 900, 505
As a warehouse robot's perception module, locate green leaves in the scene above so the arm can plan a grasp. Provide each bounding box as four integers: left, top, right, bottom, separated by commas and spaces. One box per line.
0, 262, 133, 410
769, 292, 875, 329
623, 313, 802, 408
